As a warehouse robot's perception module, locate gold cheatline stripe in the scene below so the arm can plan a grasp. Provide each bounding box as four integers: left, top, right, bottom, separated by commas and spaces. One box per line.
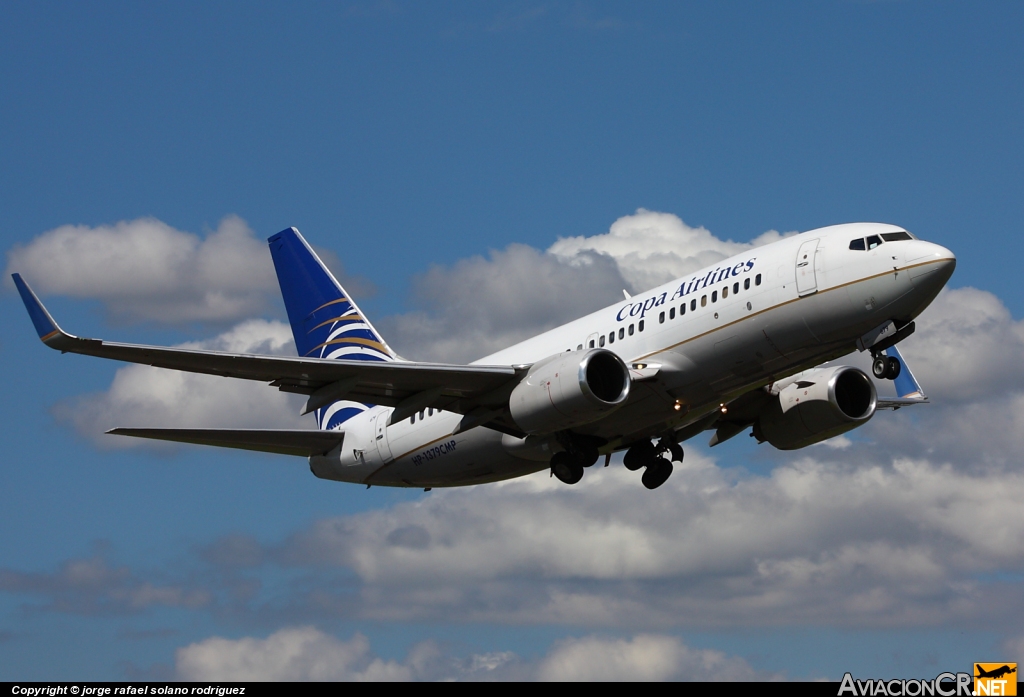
392, 432, 457, 464
305, 337, 390, 356
631, 258, 948, 363
365, 431, 460, 484
307, 314, 366, 334
41, 329, 61, 342
310, 297, 350, 314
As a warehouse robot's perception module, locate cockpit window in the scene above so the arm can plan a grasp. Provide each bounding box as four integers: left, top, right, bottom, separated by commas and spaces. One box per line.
881, 231, 913, 242
849, 238, 866, 251
866, 235, 883, 249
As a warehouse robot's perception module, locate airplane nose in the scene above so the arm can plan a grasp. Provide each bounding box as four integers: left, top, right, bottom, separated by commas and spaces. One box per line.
907, 241, 956, 288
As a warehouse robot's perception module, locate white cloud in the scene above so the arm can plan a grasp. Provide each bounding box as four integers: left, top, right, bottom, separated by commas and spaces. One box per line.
176, 628, 411, 681
6, 216, 278, 323
895, 287, 1024, 402
174, 627, 764, 681
54, 319, 309, 445
548, 208, 793, 294
382, 243, 629, 363
538, 634, 763, 681
273, 451, 1024, 630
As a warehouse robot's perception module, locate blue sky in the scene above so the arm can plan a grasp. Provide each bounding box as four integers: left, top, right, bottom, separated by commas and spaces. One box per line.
2, 1, 1023, 681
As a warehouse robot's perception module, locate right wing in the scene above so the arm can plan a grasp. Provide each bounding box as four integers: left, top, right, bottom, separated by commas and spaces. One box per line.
13, 274, 529, 435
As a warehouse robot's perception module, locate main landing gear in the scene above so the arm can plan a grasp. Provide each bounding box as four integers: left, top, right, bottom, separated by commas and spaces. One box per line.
871, 352, 901, 381
622, 437, 682, 490
550, 438, 600, 485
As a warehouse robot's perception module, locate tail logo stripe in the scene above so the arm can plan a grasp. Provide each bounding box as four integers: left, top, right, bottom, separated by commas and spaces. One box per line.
307, 315, 366, 334
304, 337, 390, 356
310, 297, 350, 314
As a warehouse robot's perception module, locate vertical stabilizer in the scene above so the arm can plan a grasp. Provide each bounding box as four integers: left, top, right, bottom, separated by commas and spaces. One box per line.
268, 227, 396, 430
884, 345, 926, 400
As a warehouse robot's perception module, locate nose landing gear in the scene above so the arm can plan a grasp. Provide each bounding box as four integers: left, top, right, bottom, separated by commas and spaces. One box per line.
871, 353, 901, 380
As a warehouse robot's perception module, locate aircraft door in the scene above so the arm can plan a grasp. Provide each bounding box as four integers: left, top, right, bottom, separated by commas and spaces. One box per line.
795, 238, 820, 296
373, 410, 394, 463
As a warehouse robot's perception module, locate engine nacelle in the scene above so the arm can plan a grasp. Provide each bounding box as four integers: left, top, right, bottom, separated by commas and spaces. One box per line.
509, 349, 631, 435
755, 366, 877, 450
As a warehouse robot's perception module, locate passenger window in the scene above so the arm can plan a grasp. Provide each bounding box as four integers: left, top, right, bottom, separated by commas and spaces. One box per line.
599, 335, 605, 347
428, 408, 433, 417
680, 303, 686, 315
712, 291, 718, 303
701, 295, 707, 307
755, 274, 762, 286
639, 320, 644, 331
618, 328, 624, 340
410, 415, 415, 424
577, 344, 583, 350
744, 278, 750, 290
849, 238, 866, 251
609, 332, 615, 344
659, 311, 665, 324
628, 324, 634, 336
722, 287, 729, 299
419, 410, 425, 420
669, 307, 675, 320
866, 235, 883, 249
733, 282, 739, 294
589, 340, 595, 348
690, 299, 697, 311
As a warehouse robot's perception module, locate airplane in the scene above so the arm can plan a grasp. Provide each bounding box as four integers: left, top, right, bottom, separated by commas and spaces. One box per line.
12, 222, 955, 490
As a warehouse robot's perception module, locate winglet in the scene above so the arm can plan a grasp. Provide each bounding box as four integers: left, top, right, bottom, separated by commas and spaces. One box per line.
11, 274, 77, 349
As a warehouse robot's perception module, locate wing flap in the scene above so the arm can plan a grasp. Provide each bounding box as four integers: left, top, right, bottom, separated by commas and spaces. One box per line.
107, 428, 346, 457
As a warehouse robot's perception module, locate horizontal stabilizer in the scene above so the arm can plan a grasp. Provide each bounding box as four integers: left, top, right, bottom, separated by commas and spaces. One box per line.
107, 428, 346, 457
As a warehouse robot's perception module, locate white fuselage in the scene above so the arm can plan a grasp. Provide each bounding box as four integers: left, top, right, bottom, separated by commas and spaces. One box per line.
309, 223, 955, 487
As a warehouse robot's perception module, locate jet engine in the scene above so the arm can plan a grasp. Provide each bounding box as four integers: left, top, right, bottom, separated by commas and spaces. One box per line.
754, 366, 876, 450
509, 349, 631, 434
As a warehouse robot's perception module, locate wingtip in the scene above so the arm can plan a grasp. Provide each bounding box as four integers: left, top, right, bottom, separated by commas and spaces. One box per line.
11, 273, 67, 345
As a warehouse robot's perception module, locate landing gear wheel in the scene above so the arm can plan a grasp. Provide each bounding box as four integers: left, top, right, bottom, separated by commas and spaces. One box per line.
668, 443, 684, 463
642, 458, 673, 490
551, 451, 584, 485
579, 444, 600, 468
886, 356, 901, 380
872, 355, 888, 379
623, 443, 653, 471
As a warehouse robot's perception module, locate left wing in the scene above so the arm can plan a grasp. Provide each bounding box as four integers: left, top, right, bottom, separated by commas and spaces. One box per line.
12, 274, 528, 434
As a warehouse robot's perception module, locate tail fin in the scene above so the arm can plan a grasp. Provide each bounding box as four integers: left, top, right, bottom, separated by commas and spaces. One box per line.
268, 227, 396, 430
884, 344, 926, 400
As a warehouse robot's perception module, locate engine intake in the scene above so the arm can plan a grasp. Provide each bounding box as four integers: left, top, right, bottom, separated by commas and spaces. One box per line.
755, 366, 877, 450
509, 349, 630, 434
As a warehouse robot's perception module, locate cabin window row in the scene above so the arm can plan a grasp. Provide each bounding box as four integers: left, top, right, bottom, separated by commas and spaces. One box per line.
571, 271, 764, 353
657, 273, 762, 324
579, 319, 646, 350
